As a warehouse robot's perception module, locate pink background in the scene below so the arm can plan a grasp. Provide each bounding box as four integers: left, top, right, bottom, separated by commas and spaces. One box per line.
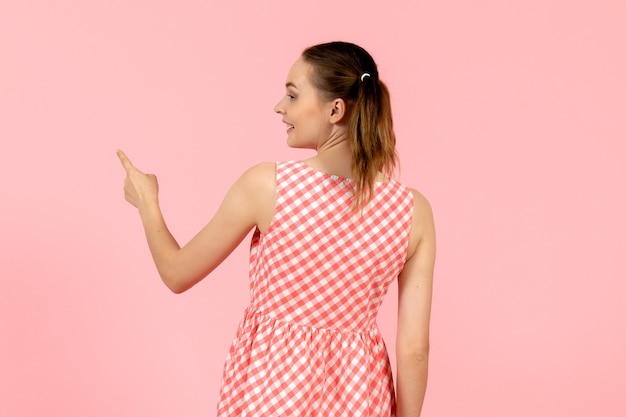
1, 1, 624, 416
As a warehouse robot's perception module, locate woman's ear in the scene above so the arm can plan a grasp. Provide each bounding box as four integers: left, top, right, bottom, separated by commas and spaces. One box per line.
329, 98, 347, 124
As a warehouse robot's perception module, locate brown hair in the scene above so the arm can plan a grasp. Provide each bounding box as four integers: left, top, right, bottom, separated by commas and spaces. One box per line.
302, 41, 398, 210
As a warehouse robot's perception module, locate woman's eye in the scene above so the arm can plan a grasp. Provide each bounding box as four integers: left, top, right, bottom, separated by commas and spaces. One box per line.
287, 94, 295, 100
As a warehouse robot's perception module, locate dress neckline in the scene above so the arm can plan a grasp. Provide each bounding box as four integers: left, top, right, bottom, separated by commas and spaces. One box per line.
298, 160, 354, 182
297, 160, 390, 185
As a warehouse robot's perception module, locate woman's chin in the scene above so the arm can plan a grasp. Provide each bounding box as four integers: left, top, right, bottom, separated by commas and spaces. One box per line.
286, 135, 316, 150
286, 136, 301, 148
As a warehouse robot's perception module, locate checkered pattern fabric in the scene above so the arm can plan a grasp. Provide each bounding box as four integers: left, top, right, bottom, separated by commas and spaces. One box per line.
216, 161, 414, 416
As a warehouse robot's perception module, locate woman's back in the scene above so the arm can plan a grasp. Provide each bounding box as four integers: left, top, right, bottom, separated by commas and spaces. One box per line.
251, 160, 413, 330
216, 160, 414, 416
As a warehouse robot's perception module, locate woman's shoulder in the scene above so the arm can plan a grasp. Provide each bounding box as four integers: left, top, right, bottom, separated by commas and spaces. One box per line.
406, 187, 431, 210
406, 186, 435, 240
235, 162, 277, 194
243, 162, 276, 179
386, 179, 433, 220
238, 160, 307, 185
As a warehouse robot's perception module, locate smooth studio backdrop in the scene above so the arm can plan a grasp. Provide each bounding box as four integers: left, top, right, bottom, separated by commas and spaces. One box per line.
1, 1, 624, 416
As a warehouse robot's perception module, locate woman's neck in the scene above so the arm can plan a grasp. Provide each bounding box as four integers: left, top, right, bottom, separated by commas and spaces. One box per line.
306, 140, 353, 179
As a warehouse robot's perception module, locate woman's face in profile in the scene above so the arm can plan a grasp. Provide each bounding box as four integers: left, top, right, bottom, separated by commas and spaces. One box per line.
274, 58, 333, 150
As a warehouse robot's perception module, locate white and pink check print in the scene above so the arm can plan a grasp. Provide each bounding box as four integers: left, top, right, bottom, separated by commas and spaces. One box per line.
216, 161, 413, 416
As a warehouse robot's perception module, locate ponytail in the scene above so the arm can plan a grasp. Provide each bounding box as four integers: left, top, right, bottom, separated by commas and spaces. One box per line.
302, 42, 398, 211
349, 73, 397, 210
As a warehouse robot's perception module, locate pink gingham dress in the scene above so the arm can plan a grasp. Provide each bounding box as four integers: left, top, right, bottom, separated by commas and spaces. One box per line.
216, 160, 414, 416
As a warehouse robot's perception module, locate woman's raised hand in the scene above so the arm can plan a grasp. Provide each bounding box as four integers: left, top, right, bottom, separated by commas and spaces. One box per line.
117, 150, 159, 209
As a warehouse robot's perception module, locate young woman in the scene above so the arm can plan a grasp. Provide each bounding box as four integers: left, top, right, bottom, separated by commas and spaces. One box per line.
118, 41, 435, 417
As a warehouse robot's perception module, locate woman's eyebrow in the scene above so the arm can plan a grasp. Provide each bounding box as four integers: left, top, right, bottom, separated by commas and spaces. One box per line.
286, 82, 298, 89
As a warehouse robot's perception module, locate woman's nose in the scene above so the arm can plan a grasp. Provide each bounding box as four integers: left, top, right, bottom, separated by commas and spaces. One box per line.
274, 98, 284, 114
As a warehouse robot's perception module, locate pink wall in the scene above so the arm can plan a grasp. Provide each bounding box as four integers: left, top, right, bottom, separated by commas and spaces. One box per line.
1, 1, 624, 416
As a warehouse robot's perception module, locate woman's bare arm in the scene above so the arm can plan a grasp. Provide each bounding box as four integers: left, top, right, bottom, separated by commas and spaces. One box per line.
396, 189, 436, 417
117, 150, 275, 293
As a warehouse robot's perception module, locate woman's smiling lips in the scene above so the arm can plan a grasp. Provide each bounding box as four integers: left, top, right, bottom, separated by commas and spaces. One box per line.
283, 120, 294, 133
